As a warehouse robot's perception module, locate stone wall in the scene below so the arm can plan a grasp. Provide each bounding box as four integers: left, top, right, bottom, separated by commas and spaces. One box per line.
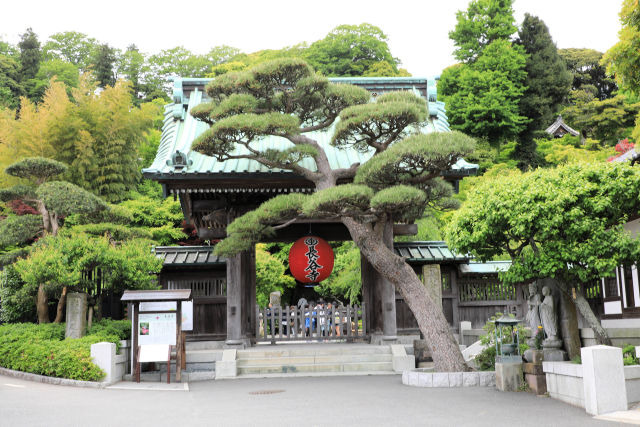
543, 361, 585, 408
624, 365, 640, 406
580, 328, 640, 347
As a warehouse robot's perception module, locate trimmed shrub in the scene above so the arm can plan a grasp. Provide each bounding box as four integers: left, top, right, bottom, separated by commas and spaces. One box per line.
0, 319, 131, 381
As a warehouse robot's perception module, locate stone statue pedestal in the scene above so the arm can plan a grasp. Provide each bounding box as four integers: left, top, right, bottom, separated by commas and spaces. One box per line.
496, 361, 523, 392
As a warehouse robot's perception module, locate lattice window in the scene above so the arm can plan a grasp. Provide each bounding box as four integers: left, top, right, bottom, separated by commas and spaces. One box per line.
168, 278, 226, 297
605, 275, 619, 297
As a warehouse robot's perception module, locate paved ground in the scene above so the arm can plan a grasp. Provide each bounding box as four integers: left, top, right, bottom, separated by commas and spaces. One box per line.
0, 374, 624, 427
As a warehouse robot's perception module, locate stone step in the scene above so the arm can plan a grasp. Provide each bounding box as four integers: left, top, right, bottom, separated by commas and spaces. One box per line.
238, 345, 391, 359
237, 361, 394, 375
185, 349, 223, 363
236, 353, 391, 367
124, 370, 214, 382
185, 340, 225, 351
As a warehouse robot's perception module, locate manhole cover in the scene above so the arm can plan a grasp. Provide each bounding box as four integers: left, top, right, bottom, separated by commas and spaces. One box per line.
249, 389, 285, 395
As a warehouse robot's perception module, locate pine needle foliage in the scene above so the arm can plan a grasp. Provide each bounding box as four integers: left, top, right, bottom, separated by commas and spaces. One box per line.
302, 185, 374, 217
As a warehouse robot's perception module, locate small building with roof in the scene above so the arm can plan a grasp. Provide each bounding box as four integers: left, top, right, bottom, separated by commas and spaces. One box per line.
545, 115, 580, 138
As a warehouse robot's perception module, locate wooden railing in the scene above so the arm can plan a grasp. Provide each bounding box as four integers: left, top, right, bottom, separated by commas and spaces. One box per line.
458, 279, 516, 302
255, 304, 367, 343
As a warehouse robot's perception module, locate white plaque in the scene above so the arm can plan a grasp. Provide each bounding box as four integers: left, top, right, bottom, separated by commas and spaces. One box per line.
138, 313, 176, 345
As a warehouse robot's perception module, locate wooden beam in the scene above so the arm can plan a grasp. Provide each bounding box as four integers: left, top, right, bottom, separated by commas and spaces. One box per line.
198, 228, 227, 239
192, 199, 227, 211
393, 224, 417, 236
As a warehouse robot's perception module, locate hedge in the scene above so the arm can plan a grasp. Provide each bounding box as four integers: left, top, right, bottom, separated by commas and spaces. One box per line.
0, 319, 131, 381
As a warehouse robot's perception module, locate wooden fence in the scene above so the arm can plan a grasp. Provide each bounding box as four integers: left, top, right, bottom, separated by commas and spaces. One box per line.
256, 304, 367, 343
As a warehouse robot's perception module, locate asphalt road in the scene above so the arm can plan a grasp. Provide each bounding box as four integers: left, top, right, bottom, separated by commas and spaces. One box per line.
0, 374, 621, 427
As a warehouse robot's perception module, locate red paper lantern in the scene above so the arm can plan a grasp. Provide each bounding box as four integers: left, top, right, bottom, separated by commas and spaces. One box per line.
289, 236, 334, 284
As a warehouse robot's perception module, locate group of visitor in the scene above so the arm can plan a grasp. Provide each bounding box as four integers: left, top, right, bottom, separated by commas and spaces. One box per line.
263, 299, 348, 338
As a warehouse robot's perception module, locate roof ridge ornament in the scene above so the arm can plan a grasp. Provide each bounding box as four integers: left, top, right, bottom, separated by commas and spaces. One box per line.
166, 150, 193, 171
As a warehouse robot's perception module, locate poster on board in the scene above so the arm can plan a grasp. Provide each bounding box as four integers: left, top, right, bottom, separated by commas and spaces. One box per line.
138, 301, 193, 331
138, 313, 176, 345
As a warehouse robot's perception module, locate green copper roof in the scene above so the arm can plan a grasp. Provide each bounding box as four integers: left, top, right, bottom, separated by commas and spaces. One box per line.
143, 77, 473, 179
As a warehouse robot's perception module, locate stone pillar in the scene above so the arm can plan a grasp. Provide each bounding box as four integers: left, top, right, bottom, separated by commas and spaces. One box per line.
91, 342, 117, 384
65, 292, 87, 339
422, 264, 442, 308
495, 361, 523, 392
380, 219, 397, 341
581, 345, 628, 415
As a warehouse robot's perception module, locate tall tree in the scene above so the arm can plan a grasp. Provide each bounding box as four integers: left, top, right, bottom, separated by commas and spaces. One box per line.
603, 0, 640, 94
447, 162, 640, 345
42, 31, 99, 70
304, 23, 401, 76
17, 28, 41, 82
120, 44, 145, 101
440, 0, 527, 151
514, 14, 571, 169
560, 49, 617, 101
440, 39, 528, 150
27, 59, 79, 101
449, 0, 517, 63
190, 58, 475, 371
0, 55, 24, 109
92, 44, 117, 88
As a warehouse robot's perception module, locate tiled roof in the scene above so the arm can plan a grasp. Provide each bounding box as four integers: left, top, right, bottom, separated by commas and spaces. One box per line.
154, 246, 225, 267
393, 241, 470, 264
142, 77, 477, 179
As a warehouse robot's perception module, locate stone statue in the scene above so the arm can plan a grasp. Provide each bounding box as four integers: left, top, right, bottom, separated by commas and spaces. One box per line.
525, 282, 542, 332
540, 285, 561, 348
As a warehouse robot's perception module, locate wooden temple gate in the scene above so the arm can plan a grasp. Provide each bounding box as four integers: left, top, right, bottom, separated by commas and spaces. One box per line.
144, 77, 481, 346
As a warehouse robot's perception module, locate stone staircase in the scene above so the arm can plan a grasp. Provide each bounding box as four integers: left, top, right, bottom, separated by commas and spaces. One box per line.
235, 344, 396, 377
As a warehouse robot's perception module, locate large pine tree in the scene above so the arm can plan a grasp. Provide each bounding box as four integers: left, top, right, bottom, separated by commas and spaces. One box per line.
93, 43, 117, 88
515, 14, 571, 169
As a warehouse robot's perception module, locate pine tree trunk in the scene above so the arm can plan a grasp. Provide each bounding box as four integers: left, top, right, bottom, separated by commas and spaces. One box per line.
53, 286, 67, 323
50, 212, 59, 236
554, 280, 611, 346
37, 284, 50, 324
343, 217, 469, 372
36, 200, 51, 234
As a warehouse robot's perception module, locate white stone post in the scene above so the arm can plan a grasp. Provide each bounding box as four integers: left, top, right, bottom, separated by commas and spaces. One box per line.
581, 345, 627, 415
91, 342, 117, 384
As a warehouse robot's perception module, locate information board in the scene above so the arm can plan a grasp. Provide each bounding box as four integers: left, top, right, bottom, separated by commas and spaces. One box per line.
138, 301, 193, 331
138, 313, 176, 345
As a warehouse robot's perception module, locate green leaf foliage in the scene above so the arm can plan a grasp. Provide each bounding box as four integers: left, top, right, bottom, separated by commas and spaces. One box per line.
515, 14, 572, 169
37, 181, 107, 217
5, 157, 68, 183
446, 162, 640, 285
449, 0, 518, 63
0, 185, 36, 202
62, 223, 153, 241
370, 185, 427, 222
304, 23, 400, 77
354, 131, 476, 190
0, 214, 42, 247
255, 244, 295, 307
215, 193, 307, 257
302, 184, 373, 217
332, 95, 428, 152
315, 242, 362, 304
0, 320, 131, 381
603, 0, 640, 94
0, 265, 35, 323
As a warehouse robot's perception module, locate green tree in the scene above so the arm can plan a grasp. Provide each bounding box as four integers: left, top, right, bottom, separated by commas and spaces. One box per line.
514, 14, 572, 169
304, 23, 400, 76
560, 48, 617, 101
255, 244, 296, 307
603, 0, 640, 94
120, 44, 145, 101
449, 0, 517, 63
42, 31, 99, 70
191, 58, 475, 371
0, 55, 24, 108
440, 39, 528, 150
446, 162, 640, 345
0, 157, 107, 323
92, 44, 117, 88
27, 59, 79, 101
18, 28, 41, 82
561, 94, 640, 145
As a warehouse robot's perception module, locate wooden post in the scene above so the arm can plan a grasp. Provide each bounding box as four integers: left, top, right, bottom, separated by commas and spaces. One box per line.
176, 301, 182, 382
133, 303, 139, 382
181, 332, 186, 370
361, 254, 381, 334
226, 252, 243, 345
380, 219, 397, 341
